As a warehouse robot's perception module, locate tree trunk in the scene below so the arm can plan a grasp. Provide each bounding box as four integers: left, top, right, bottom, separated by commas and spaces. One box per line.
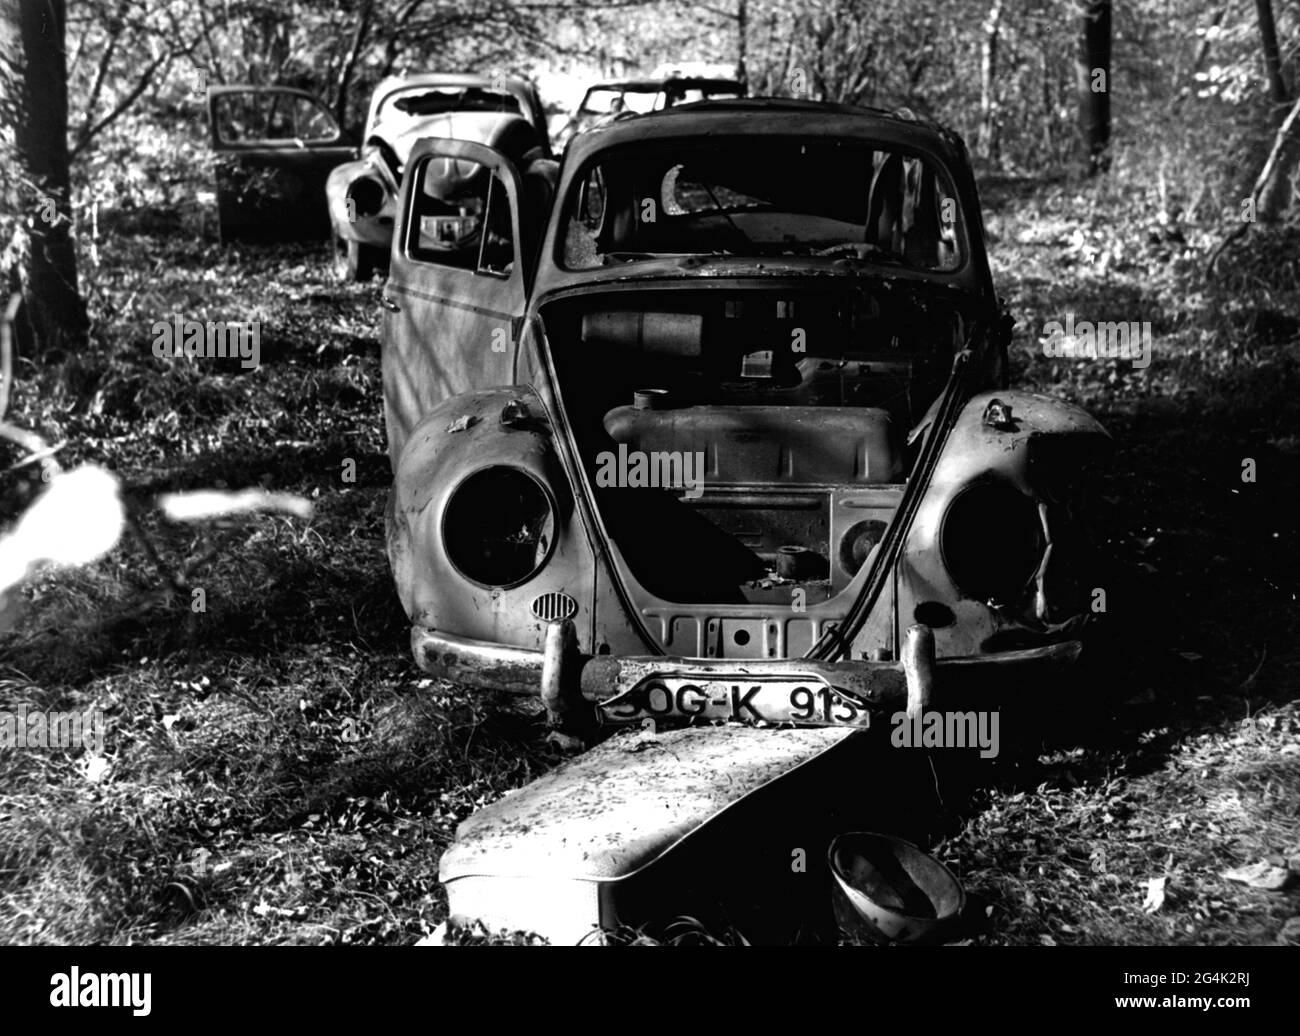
1254, 0, 1288, 109
736, 0, 748, 87
1253, 91, 1300, 220
0, 0, 88, 357
1075, 0, 1112, 176
978, 0, 1004, 162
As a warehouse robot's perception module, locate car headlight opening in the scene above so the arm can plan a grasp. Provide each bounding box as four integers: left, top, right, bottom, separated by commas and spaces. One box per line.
940, 479, 1044, 605
348, 177, 385, 218
443, 466, 556, 588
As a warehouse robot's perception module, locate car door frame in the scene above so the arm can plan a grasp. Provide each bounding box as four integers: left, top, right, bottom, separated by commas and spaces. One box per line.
382, 137, 534, 463
207, 85, 357, 242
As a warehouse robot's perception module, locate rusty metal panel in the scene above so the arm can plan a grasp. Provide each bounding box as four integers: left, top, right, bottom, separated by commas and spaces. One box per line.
603, 404, 903, 485
440, 725, 856, 885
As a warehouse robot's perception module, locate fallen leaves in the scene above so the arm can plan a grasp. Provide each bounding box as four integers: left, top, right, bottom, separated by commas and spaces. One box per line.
1277, 917, 1300, 945
1222, 861, 1294, 891
81, 754, 110, 783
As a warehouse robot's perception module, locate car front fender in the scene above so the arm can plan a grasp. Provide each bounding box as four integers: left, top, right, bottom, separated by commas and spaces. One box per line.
899, 390, 1112, 655
326, 153, 398, 246
386, 388, 598, 650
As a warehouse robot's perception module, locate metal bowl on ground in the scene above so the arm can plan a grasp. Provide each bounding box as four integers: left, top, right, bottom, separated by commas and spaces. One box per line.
828, 832, 965, 944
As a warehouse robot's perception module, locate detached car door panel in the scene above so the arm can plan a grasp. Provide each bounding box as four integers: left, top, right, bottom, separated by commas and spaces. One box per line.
208, 86, 356, 242
383, 138, 529, 462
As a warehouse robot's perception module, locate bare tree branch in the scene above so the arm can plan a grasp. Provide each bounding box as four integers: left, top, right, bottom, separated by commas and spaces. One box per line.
333, 0, 375, 127
73, 0, 126, 149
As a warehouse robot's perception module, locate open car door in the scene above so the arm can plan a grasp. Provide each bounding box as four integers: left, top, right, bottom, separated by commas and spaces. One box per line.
208, 86, 356, 242
382, 138, 535, 464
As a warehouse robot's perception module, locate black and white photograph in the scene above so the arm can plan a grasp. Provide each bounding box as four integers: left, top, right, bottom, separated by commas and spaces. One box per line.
0, 0, 1296, 1005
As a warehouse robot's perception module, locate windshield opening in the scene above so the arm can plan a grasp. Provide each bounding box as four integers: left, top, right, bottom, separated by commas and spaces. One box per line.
380, 87, 524, 123
560, 137, 964, 272
581, 88, 658, 116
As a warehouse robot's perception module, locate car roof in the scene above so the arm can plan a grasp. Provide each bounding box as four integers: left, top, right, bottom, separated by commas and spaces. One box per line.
374, 73, 535, 91
366, 74, 542, 137
563, 98, 966, 166
584, 77, 745, 92
208, 85, 322, 98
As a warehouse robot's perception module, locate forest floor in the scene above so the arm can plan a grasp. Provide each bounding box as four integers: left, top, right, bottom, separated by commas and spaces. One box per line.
1, 178, 1298, 945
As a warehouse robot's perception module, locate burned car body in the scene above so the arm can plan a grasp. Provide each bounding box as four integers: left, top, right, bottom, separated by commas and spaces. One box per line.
552, 75, 747, 150
326, 74, 550, 281
380, 100, 1110, 941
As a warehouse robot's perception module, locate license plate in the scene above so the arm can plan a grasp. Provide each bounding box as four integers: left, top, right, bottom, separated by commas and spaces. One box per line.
599, 674, 873, 728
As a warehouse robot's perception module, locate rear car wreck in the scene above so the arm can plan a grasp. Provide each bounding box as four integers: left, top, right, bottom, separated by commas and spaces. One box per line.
204, 75, 549, 268
380, 100, 1111, 941
553, 74, 747, 150
326, 74, 550, 281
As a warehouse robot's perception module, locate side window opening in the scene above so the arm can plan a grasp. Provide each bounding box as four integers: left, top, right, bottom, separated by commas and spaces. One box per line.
293, 96, 338, 141
214, 93, 263, 143
213, 91, 339, 144
407, 156, 515, 276
264, 92, 295, 139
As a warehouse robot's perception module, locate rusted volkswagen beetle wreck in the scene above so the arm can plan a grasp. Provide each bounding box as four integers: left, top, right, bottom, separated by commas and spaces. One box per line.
380, 99, 1110, 943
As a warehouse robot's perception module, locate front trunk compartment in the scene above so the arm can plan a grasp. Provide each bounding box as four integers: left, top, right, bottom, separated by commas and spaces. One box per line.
539, 282, 972, 658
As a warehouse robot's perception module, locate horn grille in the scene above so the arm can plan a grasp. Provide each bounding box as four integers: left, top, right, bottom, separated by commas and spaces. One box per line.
531, 591, 577, 622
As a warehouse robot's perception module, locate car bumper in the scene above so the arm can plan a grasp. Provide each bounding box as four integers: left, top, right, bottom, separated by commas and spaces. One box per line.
411, 621, 1082, 731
